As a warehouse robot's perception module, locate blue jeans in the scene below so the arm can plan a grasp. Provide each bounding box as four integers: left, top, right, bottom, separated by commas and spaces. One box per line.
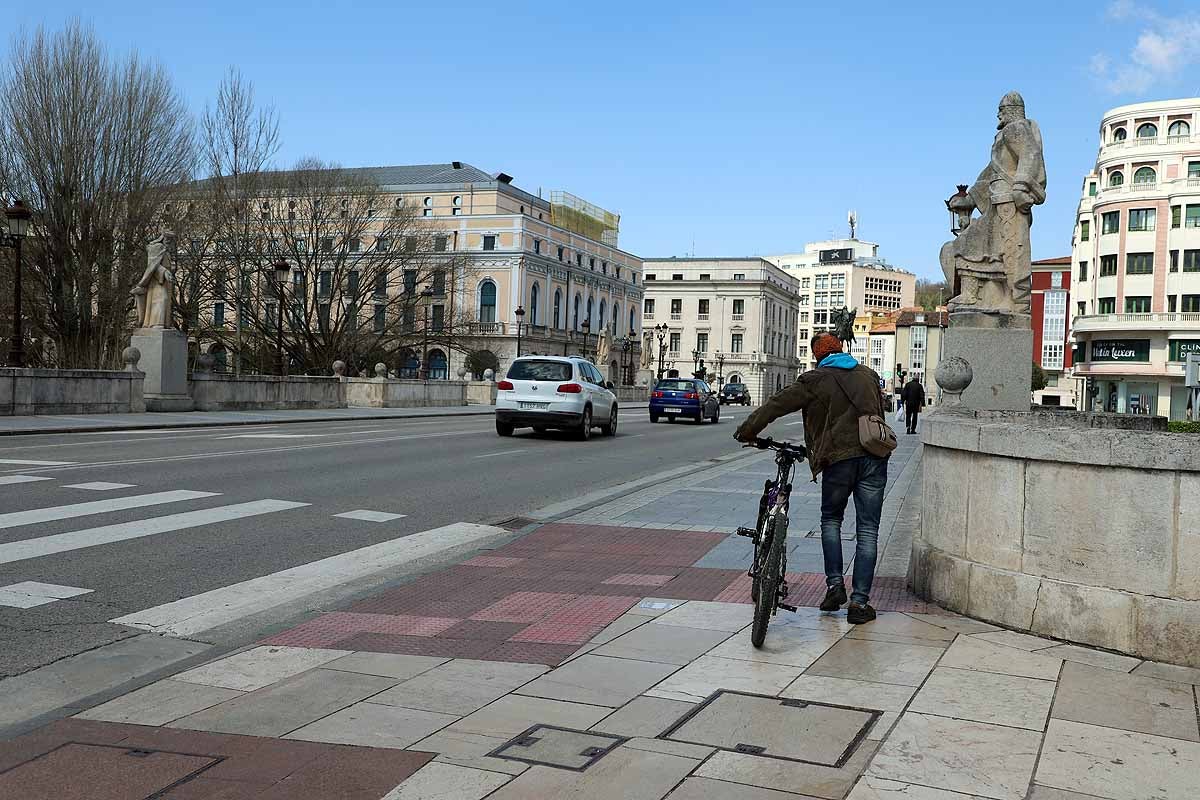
820, 455, 888, 606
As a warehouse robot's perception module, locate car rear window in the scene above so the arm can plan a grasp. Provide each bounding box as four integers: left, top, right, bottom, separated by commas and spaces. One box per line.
724, 384, 745, 390
507, 360, 573, 381
656, 380, 696, 391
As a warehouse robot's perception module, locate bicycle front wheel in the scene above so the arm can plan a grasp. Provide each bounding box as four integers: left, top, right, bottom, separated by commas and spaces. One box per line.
751, 517, 784, 648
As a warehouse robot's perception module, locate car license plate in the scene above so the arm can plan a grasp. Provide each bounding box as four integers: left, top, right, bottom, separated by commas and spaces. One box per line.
520, 402, 549, 410
664, 407, 683, 413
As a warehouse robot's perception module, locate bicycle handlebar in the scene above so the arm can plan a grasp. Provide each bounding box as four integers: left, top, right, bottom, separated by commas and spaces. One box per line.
742, 436, 807, 459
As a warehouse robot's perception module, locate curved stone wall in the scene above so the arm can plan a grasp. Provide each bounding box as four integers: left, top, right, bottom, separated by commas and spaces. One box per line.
912, 409, 1199, 667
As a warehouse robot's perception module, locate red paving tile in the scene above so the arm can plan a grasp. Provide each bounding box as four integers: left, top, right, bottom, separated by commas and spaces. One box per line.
485, 642, 580, 666
656, 568, 745, 600
601, 573, 676, 586
461, 555, 526, 568
469, 591, 577, 623
333, 632, 499, 660
0, 743, 216, 800
509, 595, 638, 644
439, 620, 528, 641
260, 612, 459, 648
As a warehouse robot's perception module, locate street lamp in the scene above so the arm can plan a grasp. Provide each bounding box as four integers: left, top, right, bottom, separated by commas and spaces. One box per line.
514, 305, 526, 358
2, 200, 32, 367
419, 285, 435, 380
581, 319, 591, 360
654, 322, 669, 381
618, 334, 632, 386
272, 258, 290, 376
714, 350, 726, 387
691, 348, 701, 374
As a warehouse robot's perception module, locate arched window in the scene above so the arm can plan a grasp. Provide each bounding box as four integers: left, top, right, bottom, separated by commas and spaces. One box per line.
427, 349, 448, 380
478, 280, 497, 323
598, 299, 607, 331
399, 349, 419, 378
612, 303, 621, 335
530, 283, 541, 326
586, 297, 594, 329
729, 373, 742, 384
1109, 170, 1125, 187
1136, 123, 1158, 139
1169, 121, 1191, 138
554, 289, 562, 329
573, 294, 581, 330
1133, 166, 1156, 185
629, 307, 637, 336
1112, 127, 1127, 143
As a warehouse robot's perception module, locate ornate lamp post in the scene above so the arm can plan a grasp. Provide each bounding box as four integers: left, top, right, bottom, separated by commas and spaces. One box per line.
691, 348, 701, 375
946, 184, 972, 237
419, 285, 435, 379
514, 305, 526, 358
2, 200, 32, 367
618, 334, 631, 385
272, 259, 290, 376
581, 319, 591, 360
654, 322, 669, 381
714, 350, 726, 387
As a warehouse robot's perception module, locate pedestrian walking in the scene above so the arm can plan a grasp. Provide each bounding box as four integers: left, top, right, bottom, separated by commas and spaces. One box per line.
901, 376, 925, 434
734, 332, 894, 625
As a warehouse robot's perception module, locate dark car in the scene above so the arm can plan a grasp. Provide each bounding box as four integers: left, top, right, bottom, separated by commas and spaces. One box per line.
650, 378, 720, 424
719, 382, 751, 405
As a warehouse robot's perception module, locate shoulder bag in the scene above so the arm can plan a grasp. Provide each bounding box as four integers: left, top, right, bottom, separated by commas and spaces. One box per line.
829, 370, 898, 457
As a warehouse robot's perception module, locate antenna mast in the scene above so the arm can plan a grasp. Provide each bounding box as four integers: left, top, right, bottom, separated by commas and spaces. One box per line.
848, 209, 857, 240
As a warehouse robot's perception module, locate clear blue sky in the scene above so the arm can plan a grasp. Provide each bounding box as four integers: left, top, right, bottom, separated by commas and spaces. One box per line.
6, 1, 1200, 279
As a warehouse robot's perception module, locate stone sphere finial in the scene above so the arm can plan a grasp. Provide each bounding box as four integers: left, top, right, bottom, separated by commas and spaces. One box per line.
122, 346, 141, 372
483, 368, 495, 381
457, 367, 468, 379
935, 356, 973, 408
331, 360, 346, 377
374, 362, 387, 379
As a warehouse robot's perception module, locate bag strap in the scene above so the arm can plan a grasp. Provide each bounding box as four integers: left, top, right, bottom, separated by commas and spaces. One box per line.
828, 368, 879, 417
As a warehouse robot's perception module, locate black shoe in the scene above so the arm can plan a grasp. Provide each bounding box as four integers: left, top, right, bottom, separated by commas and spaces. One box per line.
847, 603, 877, 624
819, 584, 847, 611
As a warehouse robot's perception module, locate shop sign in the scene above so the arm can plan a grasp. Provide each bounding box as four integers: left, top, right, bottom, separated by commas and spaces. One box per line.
1168, 339, 1200, 361
1090, 339, 1150, 362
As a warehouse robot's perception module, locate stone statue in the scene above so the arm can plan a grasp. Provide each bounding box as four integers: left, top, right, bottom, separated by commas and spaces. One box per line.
940, 91, 1046, 321
132, 235, 174, 329
596, 329, 611, 365
640, 330, 653, 369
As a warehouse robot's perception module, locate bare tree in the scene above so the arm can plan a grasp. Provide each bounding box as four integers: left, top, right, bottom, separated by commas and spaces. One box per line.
0, 20, 194, 367
190, 159, 479, 376
197, 67, 280, 374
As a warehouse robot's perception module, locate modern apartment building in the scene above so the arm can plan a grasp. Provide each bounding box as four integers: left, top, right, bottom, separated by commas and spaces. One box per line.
641, 258, 801, 401
765, 238, 916, 367
197, 162, 642, 379
1031, 256, 1075, 406
1070, 98, 1200, 418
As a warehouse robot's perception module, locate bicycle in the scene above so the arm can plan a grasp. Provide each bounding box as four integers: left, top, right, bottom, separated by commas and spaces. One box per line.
735, 437, 807, 648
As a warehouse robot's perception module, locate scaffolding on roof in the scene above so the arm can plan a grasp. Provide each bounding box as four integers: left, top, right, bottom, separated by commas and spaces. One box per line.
549, 190, 620, 247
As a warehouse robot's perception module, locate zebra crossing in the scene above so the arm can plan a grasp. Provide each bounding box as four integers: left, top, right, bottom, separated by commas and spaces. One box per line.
0, 475, 504, 641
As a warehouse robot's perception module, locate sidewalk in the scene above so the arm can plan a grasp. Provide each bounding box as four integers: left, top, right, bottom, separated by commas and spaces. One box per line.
1, 447, 1197, 799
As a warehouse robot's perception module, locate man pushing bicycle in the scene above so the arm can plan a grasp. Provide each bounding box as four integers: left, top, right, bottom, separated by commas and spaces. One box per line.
734, 332, 894, 625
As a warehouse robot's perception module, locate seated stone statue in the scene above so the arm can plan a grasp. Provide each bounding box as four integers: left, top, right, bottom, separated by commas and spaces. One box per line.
132, 235, 174, 329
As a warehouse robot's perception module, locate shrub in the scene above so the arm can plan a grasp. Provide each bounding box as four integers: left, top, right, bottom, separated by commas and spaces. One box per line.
1168, 421, 1200, 433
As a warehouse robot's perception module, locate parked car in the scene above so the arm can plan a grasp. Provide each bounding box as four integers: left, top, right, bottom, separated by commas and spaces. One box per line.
719, 382, 751, 406
495, 356, 618, 440
650, 378, 720, 424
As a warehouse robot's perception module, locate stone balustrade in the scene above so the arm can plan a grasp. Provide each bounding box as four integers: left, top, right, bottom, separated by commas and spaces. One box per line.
0, 367, 145, 415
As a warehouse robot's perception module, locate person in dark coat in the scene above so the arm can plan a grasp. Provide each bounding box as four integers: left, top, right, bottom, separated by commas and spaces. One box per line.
901, 377, 925, 434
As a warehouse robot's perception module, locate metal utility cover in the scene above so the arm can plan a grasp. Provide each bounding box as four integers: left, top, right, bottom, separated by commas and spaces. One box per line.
490, 725, 626, 771
0, 743, 218, 799
662, 691, 879, 766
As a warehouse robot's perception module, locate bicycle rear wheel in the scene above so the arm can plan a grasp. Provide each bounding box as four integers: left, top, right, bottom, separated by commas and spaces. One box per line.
751, 517, 784, 648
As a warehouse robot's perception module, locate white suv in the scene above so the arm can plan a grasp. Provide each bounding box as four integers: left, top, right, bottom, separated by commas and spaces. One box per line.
495, 356, 618, 440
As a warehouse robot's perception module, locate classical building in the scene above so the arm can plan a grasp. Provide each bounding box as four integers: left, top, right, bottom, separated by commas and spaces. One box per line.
641, 258, 801, 401
765, 237, 916, 367
1070, 98, 1200, 418
868, 308, 948, 403
1031, 256, 1075, 406
195, 162, 642, 379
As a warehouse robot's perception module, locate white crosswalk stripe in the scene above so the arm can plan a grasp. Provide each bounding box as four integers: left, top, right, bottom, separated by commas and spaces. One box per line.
0, 475, 55, 486
0, 490, 216, 530
0, 459, 76, 466
0, 499, 309, 565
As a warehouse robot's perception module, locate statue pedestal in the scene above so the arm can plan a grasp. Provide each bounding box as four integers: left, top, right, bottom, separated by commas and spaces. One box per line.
636, 368, 655, 387
130, 328, 193, 411
939, 323, 1032, 411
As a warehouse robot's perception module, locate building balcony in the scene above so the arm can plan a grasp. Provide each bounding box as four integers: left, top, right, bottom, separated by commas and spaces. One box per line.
644, 312, 654, 319
697, 313, 709, 321
470, 322, 506, 335
1131, 182, 1158, 192
1072, 312, 1200, 333
670, 313, 682, 321
732, 313, 744, 321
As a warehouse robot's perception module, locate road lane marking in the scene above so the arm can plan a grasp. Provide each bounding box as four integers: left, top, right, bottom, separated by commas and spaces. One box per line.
0, 475, 54, 486
63, 482, 136, 491
0, 581, 93, 608
111, 522, 506, 637
472, 449, 525, 459
333, 510, 407, 522
0, 459, 75, 466
0, 499, 307, 566
0, 490, 217, 530
216, 433, 333, 439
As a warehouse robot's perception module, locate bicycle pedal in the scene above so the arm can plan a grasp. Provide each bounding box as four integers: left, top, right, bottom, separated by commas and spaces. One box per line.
735, 527, 756, 538
777, 603, 798, 612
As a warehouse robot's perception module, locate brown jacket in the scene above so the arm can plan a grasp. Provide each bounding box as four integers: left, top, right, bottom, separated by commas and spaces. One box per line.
735, 364, 886, 479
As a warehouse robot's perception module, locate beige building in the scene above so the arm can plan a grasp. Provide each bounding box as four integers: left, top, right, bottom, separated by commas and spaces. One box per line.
765, 237, 916, 369
199, 163, 642, 379
641, 258, 801, 402
868, 309, 948, 402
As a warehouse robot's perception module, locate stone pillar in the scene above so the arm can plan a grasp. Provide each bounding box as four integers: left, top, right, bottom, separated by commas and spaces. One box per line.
937, 314, 1032, 412
130, 328, 193, 411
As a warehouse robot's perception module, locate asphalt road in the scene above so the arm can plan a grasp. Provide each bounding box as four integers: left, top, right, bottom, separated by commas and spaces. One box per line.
0, 403, 790, 678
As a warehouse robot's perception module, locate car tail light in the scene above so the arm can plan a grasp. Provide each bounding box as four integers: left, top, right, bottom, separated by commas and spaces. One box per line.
497, 380, 514, 390
557, 383, 583, 393
684, 392, 698, 400
652, 391, 664, 398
